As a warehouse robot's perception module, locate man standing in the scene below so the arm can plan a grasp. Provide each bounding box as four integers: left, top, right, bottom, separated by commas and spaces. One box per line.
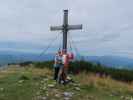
53, 51, 62, 80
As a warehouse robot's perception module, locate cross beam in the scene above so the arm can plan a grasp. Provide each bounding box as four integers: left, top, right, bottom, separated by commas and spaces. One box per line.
50, 10, 82, 53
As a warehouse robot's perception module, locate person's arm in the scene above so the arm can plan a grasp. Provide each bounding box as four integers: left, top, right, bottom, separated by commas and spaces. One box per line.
54, 56, 58, 64
62, 55, 65, 64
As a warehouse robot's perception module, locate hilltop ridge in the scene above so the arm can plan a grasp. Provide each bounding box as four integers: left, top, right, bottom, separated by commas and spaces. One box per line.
0, 64, 133, 100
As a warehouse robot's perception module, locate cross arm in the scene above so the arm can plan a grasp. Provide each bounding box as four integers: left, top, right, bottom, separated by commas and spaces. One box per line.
50, 26, 63, 31
67, 24, 82, 30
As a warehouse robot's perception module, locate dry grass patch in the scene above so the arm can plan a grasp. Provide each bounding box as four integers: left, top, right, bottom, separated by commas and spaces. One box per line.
0, 65, 21, 78
30, 67, 52, 77
76, 72, 133, 94
0, 65, 52, 79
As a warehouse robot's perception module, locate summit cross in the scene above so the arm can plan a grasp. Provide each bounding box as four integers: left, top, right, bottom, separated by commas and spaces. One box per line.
50, 10, 82, 53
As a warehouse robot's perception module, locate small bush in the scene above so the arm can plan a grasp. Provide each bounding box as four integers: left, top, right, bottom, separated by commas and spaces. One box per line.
34, 61, 53, 69
19, 75, 30, 80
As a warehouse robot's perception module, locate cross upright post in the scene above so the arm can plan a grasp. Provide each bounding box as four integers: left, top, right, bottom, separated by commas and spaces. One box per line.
50, 10, 82, 53
63, 10, 68, 52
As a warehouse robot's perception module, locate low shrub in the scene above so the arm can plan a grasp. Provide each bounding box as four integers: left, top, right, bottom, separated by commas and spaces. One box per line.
33, 60, 133, 82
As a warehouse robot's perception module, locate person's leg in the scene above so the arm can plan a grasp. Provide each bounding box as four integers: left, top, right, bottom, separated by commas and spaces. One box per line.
63, 66, 68, 81
54, 67, 57, 80
55, 67, 61, 80
57, 66, 63, 83
62, 67, 66, 82
56, 67, 60, 80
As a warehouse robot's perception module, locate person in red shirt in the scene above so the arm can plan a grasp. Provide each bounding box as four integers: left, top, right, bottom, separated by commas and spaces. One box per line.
57, 49, 74, 84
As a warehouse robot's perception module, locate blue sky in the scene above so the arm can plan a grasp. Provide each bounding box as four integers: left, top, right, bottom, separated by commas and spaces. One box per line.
0, 0, 133, 58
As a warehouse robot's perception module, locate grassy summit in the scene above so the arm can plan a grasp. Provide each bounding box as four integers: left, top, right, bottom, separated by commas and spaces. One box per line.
0, 65, 133, 100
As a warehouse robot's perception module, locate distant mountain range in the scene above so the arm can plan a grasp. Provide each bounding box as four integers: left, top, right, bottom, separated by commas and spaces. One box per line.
84, 56, 133, 69
0, 51, 54, 66
0, 51, 133, 69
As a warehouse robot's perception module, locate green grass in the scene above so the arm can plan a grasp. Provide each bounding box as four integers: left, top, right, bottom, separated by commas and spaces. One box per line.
0, 69, 40, 100
0, 66, 132, 100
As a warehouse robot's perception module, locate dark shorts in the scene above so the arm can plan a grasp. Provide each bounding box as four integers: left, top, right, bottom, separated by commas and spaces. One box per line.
54, 63, 63, 68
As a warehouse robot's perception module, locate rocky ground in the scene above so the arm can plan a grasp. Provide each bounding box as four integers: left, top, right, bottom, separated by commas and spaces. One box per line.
33, 76, 82, 100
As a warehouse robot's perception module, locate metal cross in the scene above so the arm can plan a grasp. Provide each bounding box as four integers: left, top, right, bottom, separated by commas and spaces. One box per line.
50, 10, 82, 53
